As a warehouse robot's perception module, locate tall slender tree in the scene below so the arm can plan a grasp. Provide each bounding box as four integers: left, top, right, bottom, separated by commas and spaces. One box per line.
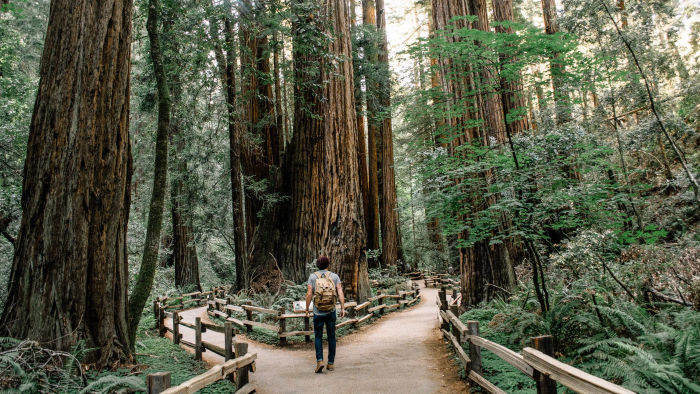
351, 0, 372, 255
211, 0, 250, 291
129, 0, 172, 344
0, 0, 133, 367
376, 0, 403, 267
362, 0, 381, 257
541, 0, 572, 124
164, 3, 200, 291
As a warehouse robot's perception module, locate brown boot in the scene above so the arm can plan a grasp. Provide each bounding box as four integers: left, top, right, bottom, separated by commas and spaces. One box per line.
315, 361, 324, 373
327, 363, 334, 371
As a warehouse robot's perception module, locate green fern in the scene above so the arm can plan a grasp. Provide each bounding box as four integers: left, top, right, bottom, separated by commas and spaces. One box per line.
78, 375, 146, 394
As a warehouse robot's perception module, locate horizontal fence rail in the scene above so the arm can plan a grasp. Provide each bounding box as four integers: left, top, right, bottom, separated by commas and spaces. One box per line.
204, 285, 422, 346
436, 288, 634, 394
147, 344, 256, 394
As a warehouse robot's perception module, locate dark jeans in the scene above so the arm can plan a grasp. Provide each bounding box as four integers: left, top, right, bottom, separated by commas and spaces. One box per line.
313, 311, 336, 363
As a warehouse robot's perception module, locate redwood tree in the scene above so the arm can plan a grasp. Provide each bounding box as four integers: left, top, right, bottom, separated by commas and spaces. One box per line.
541, 0, 572, 124
492, 0, 531, 134
277, 0, 369, 300
0, 0, 133, 367
239, 0, 280, 255
362, 0, 381, 256
376, 0, 403, 268
431, 0, 515, 307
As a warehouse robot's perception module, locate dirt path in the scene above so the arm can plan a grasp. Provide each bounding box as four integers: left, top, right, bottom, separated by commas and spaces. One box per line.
165, 286, 468, 393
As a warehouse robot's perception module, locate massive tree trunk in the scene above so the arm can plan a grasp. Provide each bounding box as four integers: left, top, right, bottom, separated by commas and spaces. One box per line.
128, 0, 171, 344
171, 183, 200, 290
540, 0, 571, 124
425, 2, 447, 262
468, 0, 506, 142
171, 112, 200, 291
376, 0, 403, 267
431, 0, 515, 307
277, 0, 368, 300
164, 4, 200, 292
362, 0, 381, 258
221, 1, 249, 291
239, 1, 279, 256
0, 0, 133, 367
492, 0, 531, 135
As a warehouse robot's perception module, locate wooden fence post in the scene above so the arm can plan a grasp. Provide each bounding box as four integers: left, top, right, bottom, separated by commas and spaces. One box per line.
153, 300, 160, 329
532, 335, 557, 394
234, 342, 249, 387
467, 321, 482, 375
158, 305, 166, 337
195, 317, 202, 361
378, 290, 384, 315
147, 372, 171, 394
173, 312, 180, 345
401, 292, 407, 308
304, 315, 311, 343
278, 307, 287, 346
438, 288, 447, 311
244, 301, 253, 333
225, 322, 233, 361
449, 304, 460, 340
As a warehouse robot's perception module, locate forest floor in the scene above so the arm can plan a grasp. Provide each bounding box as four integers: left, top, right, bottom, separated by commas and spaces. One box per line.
165, 285, 469, 393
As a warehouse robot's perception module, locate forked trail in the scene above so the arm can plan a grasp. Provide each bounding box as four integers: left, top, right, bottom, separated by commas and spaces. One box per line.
166, 286, 468, 394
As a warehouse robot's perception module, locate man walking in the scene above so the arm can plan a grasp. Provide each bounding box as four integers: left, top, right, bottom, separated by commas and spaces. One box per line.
305, 255, 345, 373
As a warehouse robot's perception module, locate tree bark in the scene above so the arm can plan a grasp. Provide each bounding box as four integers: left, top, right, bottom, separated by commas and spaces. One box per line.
468, 0, 506, 142
540, 0, 572, 124
277, 0, 369, 300
376, 0, 402, 267
170, 107, 200, 291
239, 1, 280, 255
273, 30, 286, 151
0, 0, 133, 368
424, 2, 447, 260
431, 0, 515, 306
351, 0, 372, 256
216, 0, 250, 291
362, 0, 381, 257
492, 0, 531, 134
164, 4, 200, 292
129, 0, 171, 344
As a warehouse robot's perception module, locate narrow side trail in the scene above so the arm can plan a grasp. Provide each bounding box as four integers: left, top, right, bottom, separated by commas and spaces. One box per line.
166, 286, 468, 393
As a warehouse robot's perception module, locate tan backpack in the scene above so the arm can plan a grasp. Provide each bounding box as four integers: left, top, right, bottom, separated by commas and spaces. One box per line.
313, 271, 337, 312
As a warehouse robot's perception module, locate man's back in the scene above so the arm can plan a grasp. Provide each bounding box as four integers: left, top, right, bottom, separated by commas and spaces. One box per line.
308, 269, 340, 315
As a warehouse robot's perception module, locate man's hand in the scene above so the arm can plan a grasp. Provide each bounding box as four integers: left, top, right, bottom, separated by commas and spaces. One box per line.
339, 308, 346, 318
305, 309, 310, 317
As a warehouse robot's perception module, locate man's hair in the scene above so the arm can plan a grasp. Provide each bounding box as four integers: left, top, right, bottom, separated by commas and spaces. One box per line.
316, 255, 330, 270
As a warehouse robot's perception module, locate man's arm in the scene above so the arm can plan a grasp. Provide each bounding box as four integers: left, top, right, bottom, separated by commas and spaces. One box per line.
305, 284, 313, 315
337, 283, 345, 318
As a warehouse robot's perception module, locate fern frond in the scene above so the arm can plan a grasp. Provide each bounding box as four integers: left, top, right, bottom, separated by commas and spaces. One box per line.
78, 375, 145, 394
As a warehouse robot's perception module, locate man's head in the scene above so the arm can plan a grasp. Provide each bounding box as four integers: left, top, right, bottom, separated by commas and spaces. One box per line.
316, 255, 330, 270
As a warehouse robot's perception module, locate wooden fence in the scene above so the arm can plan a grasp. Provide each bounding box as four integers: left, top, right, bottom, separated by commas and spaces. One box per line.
436, 288, 635, 394
146, 342, 256, 394
206, 284, 422, 346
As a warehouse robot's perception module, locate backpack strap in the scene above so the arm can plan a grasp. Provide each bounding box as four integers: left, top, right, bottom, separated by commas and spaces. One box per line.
314, 271, 328, 279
